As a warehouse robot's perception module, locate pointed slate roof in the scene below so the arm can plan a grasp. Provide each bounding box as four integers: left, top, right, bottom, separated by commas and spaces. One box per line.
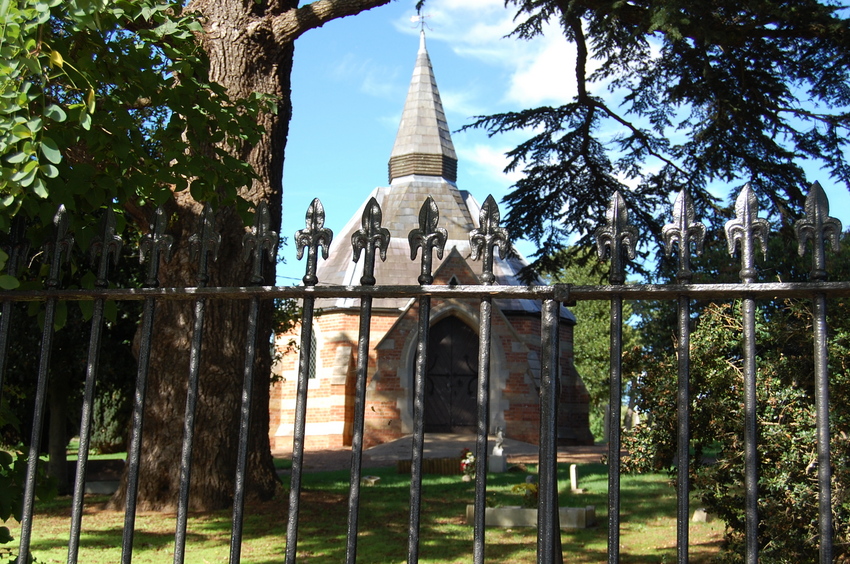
388, 31, 457, 184
312, 32, 574, 323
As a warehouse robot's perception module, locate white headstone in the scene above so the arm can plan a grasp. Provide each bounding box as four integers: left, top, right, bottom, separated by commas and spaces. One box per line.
489, 455, 507, 473
692, 508, 713, 522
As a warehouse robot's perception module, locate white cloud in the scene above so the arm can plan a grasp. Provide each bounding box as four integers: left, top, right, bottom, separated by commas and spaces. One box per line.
409, 0, 512, 41
504, 30, 577, 106
393, 1, 580, 108
457, 143, 523, 186
439, 88, 486, 120
329, 53, 402, 99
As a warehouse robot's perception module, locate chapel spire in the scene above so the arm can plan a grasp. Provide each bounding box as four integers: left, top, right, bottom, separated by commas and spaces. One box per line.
388, 30, 458, 183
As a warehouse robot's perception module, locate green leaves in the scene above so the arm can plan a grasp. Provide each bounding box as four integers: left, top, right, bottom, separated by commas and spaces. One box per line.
0, 0, 267, 233
43, 104, 66, 122
0, 275, 19, 289
39, 136, 60, 164
624, 295, 850, 559
0, 0, 73, 211
0, 248, 15, 288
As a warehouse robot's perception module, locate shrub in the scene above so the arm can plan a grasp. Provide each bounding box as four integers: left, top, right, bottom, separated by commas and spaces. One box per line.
91, 390, 131, 455
623, 300, 850, 561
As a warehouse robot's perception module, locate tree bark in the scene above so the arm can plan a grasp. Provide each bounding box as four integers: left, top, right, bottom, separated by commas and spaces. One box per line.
109, 0, 391, 511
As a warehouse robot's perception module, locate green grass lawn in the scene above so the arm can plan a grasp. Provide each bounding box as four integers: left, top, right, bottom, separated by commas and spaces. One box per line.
8, 463, 723, 563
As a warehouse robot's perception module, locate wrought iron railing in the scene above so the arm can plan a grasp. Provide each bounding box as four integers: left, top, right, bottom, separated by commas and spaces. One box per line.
0, 181, 846, 564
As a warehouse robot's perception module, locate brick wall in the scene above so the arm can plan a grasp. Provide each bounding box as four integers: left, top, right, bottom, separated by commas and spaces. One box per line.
269, 251, 593, 450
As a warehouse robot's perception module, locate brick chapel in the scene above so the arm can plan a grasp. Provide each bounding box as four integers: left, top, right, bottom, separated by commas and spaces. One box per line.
268, 32, 593, 450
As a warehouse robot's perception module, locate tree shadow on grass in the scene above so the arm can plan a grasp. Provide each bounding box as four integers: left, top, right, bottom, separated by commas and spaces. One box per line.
17, 463, 721, 563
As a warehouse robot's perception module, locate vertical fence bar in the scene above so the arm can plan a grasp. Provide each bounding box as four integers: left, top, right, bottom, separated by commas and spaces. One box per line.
0, 218, 28, 401
537, 298, 560, 564
286, 199, 333, 564
742, 295, 758, 564
172, 297, 207, 562
345, 197, 390, 564
724, 185, 769, 564
121, 298, 155, 564
469, 195, 509, 564
122, 208, 173, 564
229, 203, 278, 564
68, 210, 122, 564
675, 294, 691, 564
68, 302, 106, 563
794, 182, 840, 563
18, 207, 73, 564
662, 190, 705, 564
812, 293, 833, 563
472, 295, 492, 564
18, 295, 58, 562
407, 295, 430, 563
228, 295, 259, 564
173, 206, 220, 564
284, 300, 315, 564
606, 294, 623, 563
407, 197, 447, 563
345, 294, 373, 564
121, 295, 154, 563
595, 192, 637, 564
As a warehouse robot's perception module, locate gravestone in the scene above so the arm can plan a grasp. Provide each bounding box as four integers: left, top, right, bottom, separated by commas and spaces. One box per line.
570, 463, 585, 493
490, 427, 507, 473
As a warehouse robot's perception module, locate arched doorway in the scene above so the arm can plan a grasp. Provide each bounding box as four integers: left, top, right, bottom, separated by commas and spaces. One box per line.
424, 316, 479, 433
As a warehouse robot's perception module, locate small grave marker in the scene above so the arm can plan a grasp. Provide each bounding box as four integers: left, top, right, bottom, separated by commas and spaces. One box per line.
360, 476, 381, 487
570, 464, 585, 493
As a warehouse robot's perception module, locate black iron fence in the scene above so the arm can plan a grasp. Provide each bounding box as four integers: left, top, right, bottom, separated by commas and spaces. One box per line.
0, 181, 847, 564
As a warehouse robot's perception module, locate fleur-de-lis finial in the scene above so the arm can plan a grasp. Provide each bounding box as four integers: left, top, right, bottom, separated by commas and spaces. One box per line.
795, 181, 842, 281
469, 195, 510, 285
351, 197, 390, 286
295, 198, 333, 287
90, 208, 123, 288
242, 202, 279, 285
188, 204, 221, 286
662, 189, 705, 282
724, 184, 770, 284
408, 196, 447, 285
140, 207, 174, 288
595, 191, 637, 285
43, 205, 74, 289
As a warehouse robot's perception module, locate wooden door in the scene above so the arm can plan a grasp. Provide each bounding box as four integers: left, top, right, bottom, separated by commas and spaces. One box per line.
424, 317, 479, 433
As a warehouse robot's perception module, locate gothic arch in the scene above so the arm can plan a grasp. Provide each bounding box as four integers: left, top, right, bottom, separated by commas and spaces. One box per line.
395, 303, 510, 435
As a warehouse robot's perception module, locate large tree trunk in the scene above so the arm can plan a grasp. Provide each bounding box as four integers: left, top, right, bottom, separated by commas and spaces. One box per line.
110, 0, 390, 512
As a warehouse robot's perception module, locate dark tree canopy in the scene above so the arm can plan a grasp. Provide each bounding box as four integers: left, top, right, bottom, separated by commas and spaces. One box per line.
464, 0, 850, 276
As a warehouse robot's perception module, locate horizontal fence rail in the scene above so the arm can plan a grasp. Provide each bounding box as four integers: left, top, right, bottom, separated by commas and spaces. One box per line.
4, 280, 850, 302
0, 181, 845, 563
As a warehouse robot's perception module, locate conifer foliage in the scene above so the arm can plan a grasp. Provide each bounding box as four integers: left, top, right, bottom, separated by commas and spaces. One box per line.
465, 0, 850, 275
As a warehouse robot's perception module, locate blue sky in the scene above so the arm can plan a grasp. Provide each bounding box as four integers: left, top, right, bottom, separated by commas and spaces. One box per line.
277, 0, 850, 284
278, 0, 580, 283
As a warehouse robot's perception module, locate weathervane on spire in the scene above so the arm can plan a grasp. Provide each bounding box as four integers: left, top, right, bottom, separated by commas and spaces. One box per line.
410, 14, 432, 32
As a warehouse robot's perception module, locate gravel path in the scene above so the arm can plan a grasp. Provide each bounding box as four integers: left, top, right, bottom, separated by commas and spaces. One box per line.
273, 443, 608, 474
